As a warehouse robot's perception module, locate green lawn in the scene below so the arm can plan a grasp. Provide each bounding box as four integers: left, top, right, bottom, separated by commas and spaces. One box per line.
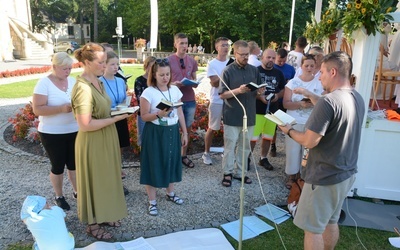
0, 65, 144, 98
0, 65, 206, 99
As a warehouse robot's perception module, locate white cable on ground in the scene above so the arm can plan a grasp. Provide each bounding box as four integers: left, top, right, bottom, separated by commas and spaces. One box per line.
250, 148, 287, 250
345, 198, 368, 250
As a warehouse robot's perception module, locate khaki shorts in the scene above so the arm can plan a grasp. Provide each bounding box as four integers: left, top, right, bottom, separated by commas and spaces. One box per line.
293, 175, 355, 234
208, 103, 223, 130
251, 114, 276, 141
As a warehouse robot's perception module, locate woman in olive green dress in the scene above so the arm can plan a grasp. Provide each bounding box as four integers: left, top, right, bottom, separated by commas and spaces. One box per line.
71, 43, 130, 240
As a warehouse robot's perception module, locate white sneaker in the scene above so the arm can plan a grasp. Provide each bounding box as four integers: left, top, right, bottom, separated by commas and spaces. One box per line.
202, 153, 213, 165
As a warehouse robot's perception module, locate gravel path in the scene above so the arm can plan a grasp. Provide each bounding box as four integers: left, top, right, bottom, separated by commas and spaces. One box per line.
0, 92, 289, 249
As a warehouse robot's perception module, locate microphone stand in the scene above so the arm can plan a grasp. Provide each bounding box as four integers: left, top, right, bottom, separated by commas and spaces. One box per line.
215, 70, 247, 250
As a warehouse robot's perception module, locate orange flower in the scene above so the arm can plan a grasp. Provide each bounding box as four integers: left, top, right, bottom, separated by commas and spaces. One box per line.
355, 3, 361, 9
347, 3, 352, 9
362, 8, 366, 14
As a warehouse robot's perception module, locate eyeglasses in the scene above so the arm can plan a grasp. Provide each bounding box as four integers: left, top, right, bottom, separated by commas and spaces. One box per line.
155, 58, 169, 66
179, 58, 185, 69
236, 52, 249, 58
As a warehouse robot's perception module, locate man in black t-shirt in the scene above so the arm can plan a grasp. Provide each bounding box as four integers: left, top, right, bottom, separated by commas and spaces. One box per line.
250, 49, 285, 170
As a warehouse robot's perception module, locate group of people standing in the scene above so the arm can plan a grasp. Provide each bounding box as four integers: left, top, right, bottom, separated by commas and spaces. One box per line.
28, 33, 365, 250
29, 33, 201, 241
208, 37, 364, 250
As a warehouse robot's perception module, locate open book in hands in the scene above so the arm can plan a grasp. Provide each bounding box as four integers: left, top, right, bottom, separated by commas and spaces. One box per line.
111, 106, 140, 116
156, 99, 184, 110
264, 109, 296, 126
246, 82, 268, 91
181, 77, 200, 86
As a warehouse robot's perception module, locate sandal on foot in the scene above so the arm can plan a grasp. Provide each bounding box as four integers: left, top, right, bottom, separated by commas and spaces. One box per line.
166, 194, 184, 205
148, 204, 158, 216
222, 174, 232, 187
100, 221, 121, 227
86, 224, 113, 240
182, 156, 195, 168
233, 176, 252, 184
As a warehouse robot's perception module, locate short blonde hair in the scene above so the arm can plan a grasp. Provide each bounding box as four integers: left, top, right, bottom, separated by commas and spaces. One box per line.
51, 52, 73, 67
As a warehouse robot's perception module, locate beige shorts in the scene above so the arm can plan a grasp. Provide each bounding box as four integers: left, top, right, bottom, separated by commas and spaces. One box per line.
293, 175, 355, 234
208, 103, 223, 130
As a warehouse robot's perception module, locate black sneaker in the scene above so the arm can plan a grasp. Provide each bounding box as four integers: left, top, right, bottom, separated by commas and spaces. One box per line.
259, 158, 274, 171
270, 143, 277, 157
55, 196, 70, 211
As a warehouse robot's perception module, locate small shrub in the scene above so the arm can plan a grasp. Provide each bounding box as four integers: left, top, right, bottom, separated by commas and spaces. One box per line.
8, 102, 40, 143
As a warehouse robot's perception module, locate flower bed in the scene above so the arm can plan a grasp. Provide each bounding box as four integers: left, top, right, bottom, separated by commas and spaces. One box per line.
8, 92, 223, 157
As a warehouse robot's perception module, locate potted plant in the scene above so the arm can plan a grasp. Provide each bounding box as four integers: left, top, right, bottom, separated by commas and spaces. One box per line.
341, 0, 396, 40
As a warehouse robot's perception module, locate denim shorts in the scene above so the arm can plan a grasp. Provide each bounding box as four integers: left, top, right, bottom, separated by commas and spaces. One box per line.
182, 100, 196, 128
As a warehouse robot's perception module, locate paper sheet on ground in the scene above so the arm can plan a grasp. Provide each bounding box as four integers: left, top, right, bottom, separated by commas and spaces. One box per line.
210, 147, 224, 153
221, 215, 274, 241
255, 203, 291, 224
75, 237, 154, 250
389, 237, 400, 248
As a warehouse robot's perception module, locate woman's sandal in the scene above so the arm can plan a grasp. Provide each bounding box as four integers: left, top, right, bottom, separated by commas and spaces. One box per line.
233, 176, 252, 184
222, 174, 232, 187
182, 156, 195, 168
86, 224, 113, 240
100, 221, 121, 227
166, 194, 184, 204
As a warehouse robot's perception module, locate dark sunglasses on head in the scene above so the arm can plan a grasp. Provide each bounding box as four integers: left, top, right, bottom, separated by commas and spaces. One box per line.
155, 58, 169, 65
179, 58, 185, 69
304, 54, 316, 59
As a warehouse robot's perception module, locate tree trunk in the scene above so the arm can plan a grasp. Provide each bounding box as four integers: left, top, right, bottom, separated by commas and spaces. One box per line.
80, 7, 84, 44
93, 0, 98, 42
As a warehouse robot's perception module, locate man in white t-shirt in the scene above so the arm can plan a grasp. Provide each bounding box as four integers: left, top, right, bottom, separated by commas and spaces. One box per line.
287, 36, 307, 70
202, 37, 232, 165
247, 41, 262, 67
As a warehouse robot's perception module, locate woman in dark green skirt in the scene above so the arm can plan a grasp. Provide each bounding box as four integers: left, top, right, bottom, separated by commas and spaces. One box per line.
139, 58, 188, 216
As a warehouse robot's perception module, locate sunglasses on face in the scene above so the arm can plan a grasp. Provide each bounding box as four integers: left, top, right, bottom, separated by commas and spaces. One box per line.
179, 58, 185, 69
155, 58, 169, 66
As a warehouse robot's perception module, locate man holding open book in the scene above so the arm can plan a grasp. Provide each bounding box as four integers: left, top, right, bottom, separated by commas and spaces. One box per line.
219, 40, 262, 187
202, 37, 232, 165
279, 51, 365, 250
250, 49, 285, 171
168, 33, 198, 168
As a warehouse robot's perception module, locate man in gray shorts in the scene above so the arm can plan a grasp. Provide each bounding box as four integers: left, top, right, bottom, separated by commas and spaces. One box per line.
279, 51, 365, 249
202, 37, 232, 165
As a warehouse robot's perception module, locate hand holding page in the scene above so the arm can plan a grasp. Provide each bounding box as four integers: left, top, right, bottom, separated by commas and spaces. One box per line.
264, 109, 296, 126
181, 78, 199, 86
156, 99, 184, 110
246, 82, 268, 91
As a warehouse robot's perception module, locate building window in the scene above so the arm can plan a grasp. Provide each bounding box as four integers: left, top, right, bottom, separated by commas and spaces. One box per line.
68, 26, 74, 39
